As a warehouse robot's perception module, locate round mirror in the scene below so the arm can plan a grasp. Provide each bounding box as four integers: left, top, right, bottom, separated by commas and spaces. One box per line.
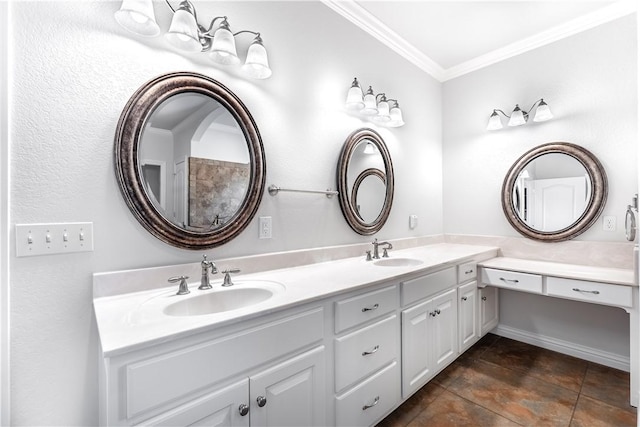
115, 72, 266, 249
502, 142, 607, 242
337, 128, 394, 235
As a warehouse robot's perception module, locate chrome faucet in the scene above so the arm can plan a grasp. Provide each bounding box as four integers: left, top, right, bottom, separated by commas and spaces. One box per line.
168, 275, 190, 295
372, 238, 393, 259
198, 254, 218, 290
222, 268, 241, 287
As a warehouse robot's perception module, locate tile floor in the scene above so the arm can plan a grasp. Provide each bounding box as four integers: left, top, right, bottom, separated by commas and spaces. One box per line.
377, 334, 637, 427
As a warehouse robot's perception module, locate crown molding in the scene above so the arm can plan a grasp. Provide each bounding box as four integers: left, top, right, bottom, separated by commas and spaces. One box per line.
320, 0, 446, 81
322, 0, 638, 83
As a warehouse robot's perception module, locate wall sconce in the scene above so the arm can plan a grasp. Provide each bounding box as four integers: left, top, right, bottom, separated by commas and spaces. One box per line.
345, 78, 405, 128
114, 0, 272, 79
487, 99, 553, 130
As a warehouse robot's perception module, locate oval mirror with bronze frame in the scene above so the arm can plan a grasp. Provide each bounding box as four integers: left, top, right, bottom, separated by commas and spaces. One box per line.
337, 128, 394, 235
115, 71, 266, 249
502, 142, 607, 242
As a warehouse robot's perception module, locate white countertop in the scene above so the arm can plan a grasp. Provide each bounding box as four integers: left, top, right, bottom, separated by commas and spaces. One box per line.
93, 243, 498, 357
479, 257, 635, 286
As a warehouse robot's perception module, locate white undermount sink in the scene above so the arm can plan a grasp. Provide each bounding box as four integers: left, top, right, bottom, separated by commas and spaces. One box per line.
163, 281, 285, 317
373, 257, 424, 267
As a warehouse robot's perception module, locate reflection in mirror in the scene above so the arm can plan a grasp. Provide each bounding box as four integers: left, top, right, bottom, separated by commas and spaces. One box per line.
502, 142, 607, 242
511, 153, 590, 232
337, 128, 394, 235
351, 168, 386, 223
139, 93, 250, 231
115, 72, 266, 249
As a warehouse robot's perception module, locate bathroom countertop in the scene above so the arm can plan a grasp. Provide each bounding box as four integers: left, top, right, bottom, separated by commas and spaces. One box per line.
94, 243, 498, 357
479, 257, 635, 286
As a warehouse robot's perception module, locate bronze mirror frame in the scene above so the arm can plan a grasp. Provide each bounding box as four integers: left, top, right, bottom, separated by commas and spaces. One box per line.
502, 142, 607, 242
337, 128, 394, 235
114, 71, 266, 249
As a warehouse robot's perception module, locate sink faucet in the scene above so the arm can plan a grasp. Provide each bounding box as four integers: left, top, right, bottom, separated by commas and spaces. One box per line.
372, 238, 393, 259
199, 254, 218, 290
222, 268, 241, 287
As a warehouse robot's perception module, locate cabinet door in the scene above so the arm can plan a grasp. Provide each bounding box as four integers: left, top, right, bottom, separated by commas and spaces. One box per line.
141, 379, 250, 427
480, 286, 499, 336
432, 288, 458, 372
458, 281, 479, 353
401, 299, 433, 398
250, 346, 325, 427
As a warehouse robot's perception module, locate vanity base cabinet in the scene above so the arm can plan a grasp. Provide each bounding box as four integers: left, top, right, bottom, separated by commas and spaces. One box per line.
401, 288, 458, 398
458, 281, 479, 353
479, 286, 499, 336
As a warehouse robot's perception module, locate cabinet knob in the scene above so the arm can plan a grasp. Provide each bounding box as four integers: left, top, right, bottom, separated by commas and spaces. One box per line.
257, 396, 267, 407
461, 296, 468, 301
435, 309, 441, 315
238, 404, 249, 416
481, 296, 487, 301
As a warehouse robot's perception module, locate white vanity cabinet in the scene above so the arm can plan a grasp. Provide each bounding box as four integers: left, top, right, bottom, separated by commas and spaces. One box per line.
99, 307, 326, 426
333, 285, 401, 426
457, 262, 479, 353
479, 286, 499, 336
400, 268, 459, 398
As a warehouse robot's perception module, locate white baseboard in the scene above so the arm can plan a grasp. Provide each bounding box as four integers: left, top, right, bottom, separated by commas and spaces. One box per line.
494, 324, 630, 372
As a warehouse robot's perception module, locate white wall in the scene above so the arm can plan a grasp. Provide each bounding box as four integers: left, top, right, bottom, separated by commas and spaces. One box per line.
443, 15, 637, 365
7, 1, 441, 425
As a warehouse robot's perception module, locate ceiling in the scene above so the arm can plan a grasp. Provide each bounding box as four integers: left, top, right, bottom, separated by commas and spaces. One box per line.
321, 0, 636, 81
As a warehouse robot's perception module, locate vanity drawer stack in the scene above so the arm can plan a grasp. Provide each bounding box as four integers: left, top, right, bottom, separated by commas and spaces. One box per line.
333, 285, 401, 426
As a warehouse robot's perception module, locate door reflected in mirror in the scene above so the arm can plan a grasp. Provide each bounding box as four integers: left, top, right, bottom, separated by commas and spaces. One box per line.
512, 153, 590, 232
351, 167, 386, 223
139, 92, 250, 231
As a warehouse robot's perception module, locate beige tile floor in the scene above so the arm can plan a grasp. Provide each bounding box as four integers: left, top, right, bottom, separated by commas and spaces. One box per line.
377, 334, 637, 426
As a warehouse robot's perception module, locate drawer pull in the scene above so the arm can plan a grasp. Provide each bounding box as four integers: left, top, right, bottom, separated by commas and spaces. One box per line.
461, 296, 468, 301
464, 269, 474, 274
362, 345, 380, 356
499, 277, 519, 284
361, 304, 379, 312
572, 288, 600, 295
362, 396, 379, 411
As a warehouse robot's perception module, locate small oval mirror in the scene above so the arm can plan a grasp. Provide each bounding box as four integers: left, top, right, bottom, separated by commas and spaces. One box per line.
337, 128, 394, 235
502, 142, 607, 242
115, 72, 266, 249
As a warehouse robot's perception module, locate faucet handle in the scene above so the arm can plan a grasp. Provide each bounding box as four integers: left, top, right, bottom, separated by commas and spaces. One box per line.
382, 248, 389, 258
222, 268, 241, 287
168, 275, 190, 295
365, 250, 372, 261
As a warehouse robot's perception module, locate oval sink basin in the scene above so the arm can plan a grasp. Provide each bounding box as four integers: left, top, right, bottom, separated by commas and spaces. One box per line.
163, 281, 284, 317
373, 257, 423, 267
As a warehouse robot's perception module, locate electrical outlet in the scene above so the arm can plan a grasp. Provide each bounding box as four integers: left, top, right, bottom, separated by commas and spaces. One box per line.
603, 215, 616, 232
259, 216, 272, 239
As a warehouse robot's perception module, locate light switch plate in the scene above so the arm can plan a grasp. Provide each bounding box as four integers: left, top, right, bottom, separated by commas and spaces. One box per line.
16, 222, 94, 257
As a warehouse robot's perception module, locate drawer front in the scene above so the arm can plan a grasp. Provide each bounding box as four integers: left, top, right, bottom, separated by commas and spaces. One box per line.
481, 268, 542, 294
125, 308, 324, 419
457, 262, 477, 284
335, 315, 398, 392
335, 285, 398, 333
402, 267, 456, 306
547, 277, 633, 308
335, 361, 400, 427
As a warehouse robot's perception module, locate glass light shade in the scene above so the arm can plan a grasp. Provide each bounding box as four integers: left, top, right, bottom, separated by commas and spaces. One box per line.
371, 100, 391, 123
486, 111, 503, 130
361, 87, 378, 115
165, 7, 202, 52
388, 105, 405, 127
363, 142, 377, 154
345, 79, 364, 111
533, 101, 553, 122
210, 24, 241, 65
508, 105, 527, 127
242, 40, 272, 79
114, 0, 160, 37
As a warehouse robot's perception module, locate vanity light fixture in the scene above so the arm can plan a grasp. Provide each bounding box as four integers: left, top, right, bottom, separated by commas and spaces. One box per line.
345, 78, 405, 127
487, 99, 553, 130
114, 0, 272, 79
